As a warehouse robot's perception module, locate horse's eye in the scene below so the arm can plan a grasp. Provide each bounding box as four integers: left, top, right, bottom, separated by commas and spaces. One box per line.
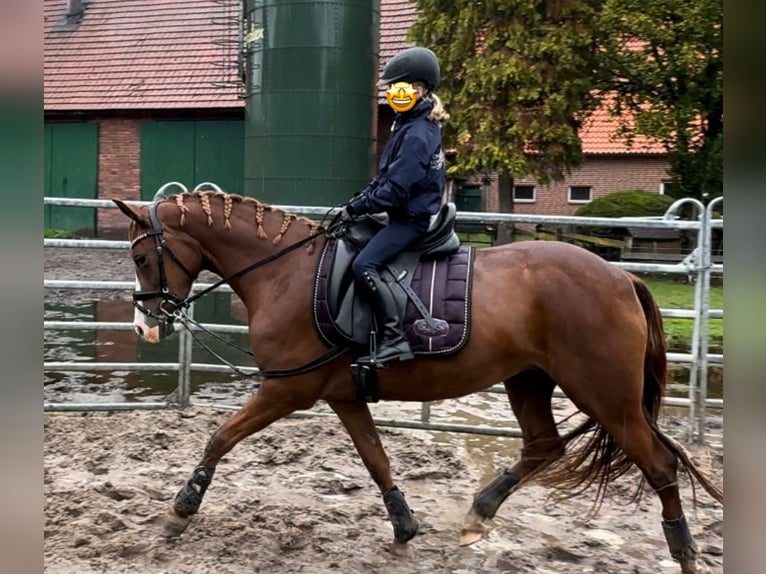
133, 254, 148, 267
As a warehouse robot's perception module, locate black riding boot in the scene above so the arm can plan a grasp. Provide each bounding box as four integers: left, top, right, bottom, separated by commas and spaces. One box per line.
357, 270, 414, 364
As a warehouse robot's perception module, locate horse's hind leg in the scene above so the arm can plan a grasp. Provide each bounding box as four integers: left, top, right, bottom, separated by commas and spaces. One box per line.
559, 362, 709, 573
163, 381, 303, 538
461, 370, 563, 545
327, 400, 418, 550
595, 407, 708, 573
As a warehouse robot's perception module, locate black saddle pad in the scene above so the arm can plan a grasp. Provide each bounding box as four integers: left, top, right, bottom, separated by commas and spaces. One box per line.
313, 238, 474, 357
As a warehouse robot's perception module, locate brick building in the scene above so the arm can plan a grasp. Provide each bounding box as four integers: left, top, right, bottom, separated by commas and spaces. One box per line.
45, 0, 670, 237
472, 106, 670, 215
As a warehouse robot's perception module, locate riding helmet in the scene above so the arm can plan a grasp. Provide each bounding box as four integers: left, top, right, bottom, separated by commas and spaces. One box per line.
379, 47, 441, 91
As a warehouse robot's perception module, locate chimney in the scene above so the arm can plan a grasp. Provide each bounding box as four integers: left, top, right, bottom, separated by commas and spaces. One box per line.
66, 0, 84, 23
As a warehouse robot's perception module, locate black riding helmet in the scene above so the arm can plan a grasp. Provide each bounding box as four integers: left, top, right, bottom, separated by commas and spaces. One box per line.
379, 47, 440, 91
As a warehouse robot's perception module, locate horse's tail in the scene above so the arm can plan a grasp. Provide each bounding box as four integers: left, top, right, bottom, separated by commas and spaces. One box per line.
630, 272, 667, 422
529, 273, 722, 510
630, 273, 724, 505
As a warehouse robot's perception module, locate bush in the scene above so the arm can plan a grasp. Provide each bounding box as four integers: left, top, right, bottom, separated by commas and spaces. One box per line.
575, 190, 675, 218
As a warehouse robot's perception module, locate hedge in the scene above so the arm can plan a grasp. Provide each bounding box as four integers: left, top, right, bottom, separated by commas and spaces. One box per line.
575, 190, 675, 218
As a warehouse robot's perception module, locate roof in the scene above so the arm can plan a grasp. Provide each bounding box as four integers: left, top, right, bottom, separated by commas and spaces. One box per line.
43, 0, 666, 154
44, 0, 243, 110
578, 98, 665, 154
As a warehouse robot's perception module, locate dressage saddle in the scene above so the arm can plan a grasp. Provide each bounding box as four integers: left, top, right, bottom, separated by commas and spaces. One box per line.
316, 202, 461, 348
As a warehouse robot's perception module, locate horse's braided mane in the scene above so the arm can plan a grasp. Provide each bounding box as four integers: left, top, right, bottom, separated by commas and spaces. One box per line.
167, 191, 323, 253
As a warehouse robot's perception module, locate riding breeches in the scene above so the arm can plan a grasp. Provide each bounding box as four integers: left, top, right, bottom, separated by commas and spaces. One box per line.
351, 219, 427, 281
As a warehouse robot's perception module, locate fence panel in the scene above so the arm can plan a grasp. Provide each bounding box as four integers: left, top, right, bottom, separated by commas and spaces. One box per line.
44, 196, 723, 443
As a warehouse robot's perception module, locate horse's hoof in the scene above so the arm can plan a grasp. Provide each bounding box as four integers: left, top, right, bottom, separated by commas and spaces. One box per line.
162, 510, 192, 538
390, 541, 415, 558
460, 508, 487, 546
679, 559, 712, 574
459, 529, 484, 546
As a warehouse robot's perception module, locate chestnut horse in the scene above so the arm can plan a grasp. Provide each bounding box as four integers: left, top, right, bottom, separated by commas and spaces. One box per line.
113, 191, 722, 573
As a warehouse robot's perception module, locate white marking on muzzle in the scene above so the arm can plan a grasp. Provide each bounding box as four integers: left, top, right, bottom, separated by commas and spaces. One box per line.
134, 275, 160, 343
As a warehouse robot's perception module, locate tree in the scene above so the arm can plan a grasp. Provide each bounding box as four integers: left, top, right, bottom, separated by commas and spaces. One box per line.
409, 0, 604, 184
598, 0, 722, 200
409, 0, 723, 202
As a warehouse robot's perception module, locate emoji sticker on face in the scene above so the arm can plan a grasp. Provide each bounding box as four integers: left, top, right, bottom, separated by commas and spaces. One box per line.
386, 82, 417, 112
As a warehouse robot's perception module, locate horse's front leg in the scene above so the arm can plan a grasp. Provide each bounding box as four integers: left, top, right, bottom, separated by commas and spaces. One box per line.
327, 400, 418, 552
163, 382, 303, 538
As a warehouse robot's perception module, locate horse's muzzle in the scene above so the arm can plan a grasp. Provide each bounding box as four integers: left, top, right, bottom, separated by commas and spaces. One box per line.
135, 317, 175, 343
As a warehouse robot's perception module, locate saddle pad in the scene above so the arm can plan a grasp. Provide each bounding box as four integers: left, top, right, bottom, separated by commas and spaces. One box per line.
313, 240, 474, 357
403, 246, 474, 356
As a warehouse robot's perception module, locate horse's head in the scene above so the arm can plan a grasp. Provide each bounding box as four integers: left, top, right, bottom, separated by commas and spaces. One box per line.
113, 199, 202, 343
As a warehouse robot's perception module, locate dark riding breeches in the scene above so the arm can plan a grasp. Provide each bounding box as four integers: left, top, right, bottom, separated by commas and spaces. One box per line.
351, 219, 428, 281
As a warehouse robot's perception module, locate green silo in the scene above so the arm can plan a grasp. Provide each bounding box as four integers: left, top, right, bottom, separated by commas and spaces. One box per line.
242, 0, 380, 206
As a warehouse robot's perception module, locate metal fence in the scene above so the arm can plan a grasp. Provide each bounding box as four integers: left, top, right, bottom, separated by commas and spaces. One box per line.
44, 192, 723, 444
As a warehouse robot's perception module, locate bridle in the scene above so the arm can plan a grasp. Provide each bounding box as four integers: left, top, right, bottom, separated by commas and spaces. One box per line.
129, 201, 349, 378
130, 202, 195, 324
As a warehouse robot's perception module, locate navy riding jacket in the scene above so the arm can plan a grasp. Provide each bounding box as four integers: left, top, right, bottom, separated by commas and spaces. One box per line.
348, 98, 445, 221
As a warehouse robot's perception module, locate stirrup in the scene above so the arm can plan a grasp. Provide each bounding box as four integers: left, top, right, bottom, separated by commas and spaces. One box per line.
357, 343, 413, 366
355, 328, 412, 367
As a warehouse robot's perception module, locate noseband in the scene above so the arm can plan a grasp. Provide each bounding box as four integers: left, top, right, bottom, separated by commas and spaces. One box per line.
131, 202, 195, 322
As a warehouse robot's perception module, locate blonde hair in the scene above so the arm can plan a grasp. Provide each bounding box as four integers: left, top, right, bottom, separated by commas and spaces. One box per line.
413, 82, 449, 126
428, 93, 449, 126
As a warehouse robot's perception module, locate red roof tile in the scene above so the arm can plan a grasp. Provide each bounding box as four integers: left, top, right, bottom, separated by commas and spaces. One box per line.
44, 0, 243, 110
579, 104, 666, 155
379, 1, 418, 60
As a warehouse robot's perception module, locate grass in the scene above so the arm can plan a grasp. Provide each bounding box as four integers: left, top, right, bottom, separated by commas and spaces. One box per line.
44, 228, 74, 239
642, 277, 723, 351
457, 231, 494, 247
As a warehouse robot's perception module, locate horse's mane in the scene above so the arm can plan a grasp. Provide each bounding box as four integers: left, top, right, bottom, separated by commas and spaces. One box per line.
166, 191, 324, 251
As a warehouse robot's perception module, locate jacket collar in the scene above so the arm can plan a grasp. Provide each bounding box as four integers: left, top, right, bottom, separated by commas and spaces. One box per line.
392, 98, 433, 130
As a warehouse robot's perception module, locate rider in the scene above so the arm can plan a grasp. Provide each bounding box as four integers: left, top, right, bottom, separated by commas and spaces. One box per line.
343, 46, 449, 364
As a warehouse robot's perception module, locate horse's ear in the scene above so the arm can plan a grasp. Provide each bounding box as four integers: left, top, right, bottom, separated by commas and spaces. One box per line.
112, 199, 150, 229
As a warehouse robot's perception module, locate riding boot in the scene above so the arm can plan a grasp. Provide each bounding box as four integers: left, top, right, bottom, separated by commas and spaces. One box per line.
357, 270, 414, 364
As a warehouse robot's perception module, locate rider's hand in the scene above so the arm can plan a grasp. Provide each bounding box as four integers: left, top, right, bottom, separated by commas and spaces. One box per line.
341, 205, 355, 222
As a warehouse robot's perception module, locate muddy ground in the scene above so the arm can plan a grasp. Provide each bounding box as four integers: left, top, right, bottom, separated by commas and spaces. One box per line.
44, 248, 724, 573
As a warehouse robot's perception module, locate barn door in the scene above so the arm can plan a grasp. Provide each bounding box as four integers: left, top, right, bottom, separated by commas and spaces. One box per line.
44, 122, 98, 235
140, 120, 244, 200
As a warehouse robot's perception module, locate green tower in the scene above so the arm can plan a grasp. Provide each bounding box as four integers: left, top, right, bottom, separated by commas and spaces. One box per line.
243, 0, 380, 206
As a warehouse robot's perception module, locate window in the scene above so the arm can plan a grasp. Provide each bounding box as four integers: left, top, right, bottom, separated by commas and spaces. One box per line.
513, 185, 535, 202
569, 185, 592, 203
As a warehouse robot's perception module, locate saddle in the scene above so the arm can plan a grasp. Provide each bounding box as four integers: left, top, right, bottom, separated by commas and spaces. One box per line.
313, 202, 475, 358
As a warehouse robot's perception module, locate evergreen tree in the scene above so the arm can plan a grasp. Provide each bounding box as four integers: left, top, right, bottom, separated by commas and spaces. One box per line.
409, 0, 604, 182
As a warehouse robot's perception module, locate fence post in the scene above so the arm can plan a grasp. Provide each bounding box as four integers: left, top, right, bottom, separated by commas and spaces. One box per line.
177, 301, 194, 408
664, 198, 705, 443
421, 401, 431, 423
695, 197, 723, 444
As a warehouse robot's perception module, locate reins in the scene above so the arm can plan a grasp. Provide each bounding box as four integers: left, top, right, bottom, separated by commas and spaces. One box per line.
172, 308, 348, 379
183, 228, 326, 307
